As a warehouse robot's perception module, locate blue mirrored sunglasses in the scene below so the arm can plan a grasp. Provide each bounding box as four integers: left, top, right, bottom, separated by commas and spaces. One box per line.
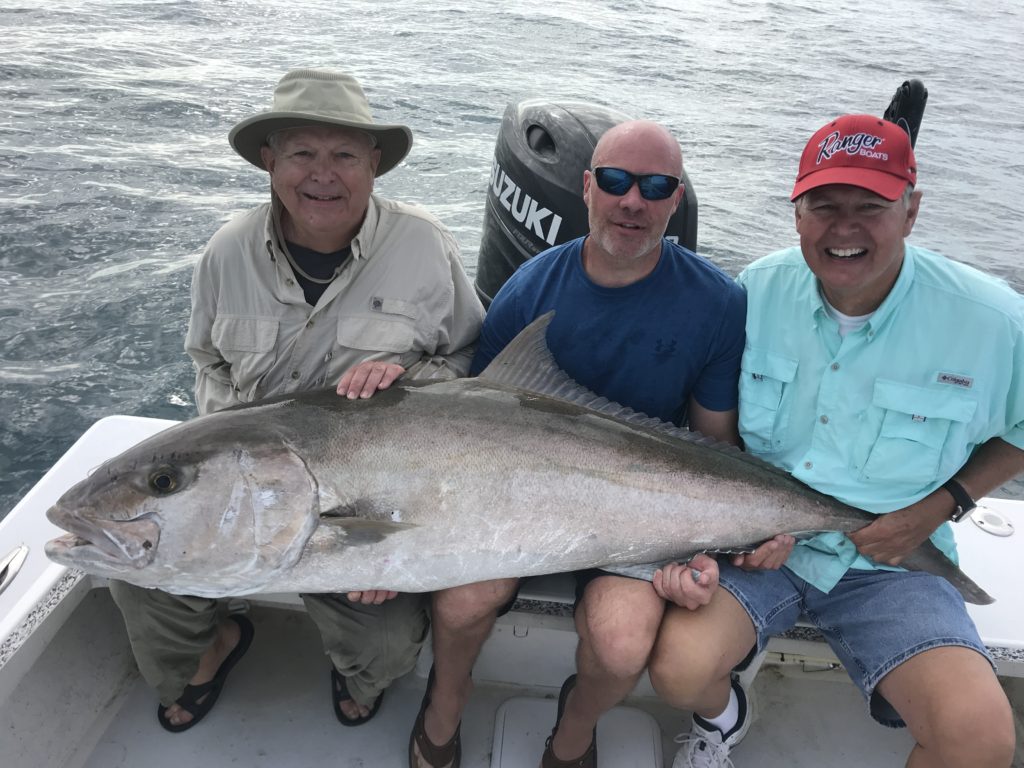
593, 166, 681, 201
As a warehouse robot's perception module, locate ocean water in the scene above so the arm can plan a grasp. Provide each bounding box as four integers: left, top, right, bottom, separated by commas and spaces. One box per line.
1, 0, 1023, 516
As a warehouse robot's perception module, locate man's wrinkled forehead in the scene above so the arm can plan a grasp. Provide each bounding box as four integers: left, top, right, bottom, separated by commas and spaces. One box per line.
799, 184, 899, 204
268, 124, 377, 150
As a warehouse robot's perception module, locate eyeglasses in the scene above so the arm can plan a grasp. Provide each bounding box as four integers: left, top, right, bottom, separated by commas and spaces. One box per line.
592, 167, 681, 201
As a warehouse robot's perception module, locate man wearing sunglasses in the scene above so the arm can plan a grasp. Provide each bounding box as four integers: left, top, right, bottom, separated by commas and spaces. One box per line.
406, 120, 793, 768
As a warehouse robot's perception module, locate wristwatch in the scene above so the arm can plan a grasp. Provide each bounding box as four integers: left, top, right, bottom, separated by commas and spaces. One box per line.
942, 478, 976, 523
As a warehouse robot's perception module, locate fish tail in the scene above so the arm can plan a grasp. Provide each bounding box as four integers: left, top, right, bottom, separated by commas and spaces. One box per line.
900, 539, 994, 605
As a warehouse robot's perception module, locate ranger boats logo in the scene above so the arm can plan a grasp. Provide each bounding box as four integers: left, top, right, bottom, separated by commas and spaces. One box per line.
816, 131, 888, 164
490, 161, 563, 246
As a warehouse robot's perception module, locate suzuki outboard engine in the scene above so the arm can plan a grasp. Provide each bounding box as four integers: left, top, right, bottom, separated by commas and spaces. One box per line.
474, 100, 698, 306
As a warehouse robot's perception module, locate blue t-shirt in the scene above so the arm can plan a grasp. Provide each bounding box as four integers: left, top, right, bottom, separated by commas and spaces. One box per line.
471, 237, 746, 425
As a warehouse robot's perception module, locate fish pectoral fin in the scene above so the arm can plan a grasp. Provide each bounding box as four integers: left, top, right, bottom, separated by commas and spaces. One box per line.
317, 516, 417, 545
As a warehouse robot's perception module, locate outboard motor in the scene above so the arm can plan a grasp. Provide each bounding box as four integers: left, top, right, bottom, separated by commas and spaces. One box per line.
474, 100, 699, 306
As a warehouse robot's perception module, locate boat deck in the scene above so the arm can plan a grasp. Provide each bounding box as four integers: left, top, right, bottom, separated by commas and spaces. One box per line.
6, 586, 932, 768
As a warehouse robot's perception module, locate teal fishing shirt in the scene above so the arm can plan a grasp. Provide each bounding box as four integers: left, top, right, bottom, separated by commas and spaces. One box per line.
736, 244, 1024, 594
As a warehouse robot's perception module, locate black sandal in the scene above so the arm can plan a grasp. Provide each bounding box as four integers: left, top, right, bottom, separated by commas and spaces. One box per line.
331, 667, 384, 726
408, 665, 462, 768
540, 674, 597, 768
157, 614, 254, 733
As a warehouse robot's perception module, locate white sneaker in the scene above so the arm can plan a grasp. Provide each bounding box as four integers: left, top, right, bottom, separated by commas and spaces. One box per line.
671, 677, 753, 768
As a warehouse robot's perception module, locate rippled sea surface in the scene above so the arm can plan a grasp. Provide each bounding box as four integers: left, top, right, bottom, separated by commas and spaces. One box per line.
2, 0, 1023, 516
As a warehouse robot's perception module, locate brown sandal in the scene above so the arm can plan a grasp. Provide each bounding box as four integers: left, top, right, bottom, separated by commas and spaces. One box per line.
408, 666, 461, 768
540, 674, 597, 768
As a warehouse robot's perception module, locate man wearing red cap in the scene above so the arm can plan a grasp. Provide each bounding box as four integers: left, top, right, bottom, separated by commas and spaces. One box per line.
648, 115, 1024, 767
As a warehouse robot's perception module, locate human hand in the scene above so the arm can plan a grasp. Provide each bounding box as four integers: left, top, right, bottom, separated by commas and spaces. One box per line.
336, 361, 405, 399
731, 534, 795, 571
653, 553, 719, 610
848, 501, 942, 566
346, 590, 399, 605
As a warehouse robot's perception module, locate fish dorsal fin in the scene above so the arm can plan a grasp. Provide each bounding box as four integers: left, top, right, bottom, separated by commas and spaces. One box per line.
478, 313, 646, 423
478, 311, 576, 394
478, 311, 708, 441
477, 311, 799, 480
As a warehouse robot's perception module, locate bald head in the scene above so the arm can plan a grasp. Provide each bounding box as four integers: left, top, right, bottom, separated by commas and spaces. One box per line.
581, 119, 685, 285
592, 120, 683, 177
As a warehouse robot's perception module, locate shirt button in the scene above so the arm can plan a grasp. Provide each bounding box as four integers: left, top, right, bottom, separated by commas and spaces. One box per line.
325, 351, 333, 361
820, 415, 829, 424
286, 278, 295, 286
804, 461, 813, 470
306, 319, 315, 328
291, 371, 300, 380
831, 362, 840, 371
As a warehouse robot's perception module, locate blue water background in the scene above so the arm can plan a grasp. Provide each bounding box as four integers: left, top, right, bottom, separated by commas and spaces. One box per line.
2, 0, 1023, 515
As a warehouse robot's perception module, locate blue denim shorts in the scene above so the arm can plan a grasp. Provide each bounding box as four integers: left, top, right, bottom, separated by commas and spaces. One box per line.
717, 563, 993, 727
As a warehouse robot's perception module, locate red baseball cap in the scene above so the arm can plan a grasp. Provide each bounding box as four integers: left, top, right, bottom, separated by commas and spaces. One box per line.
790, 114, 917, 201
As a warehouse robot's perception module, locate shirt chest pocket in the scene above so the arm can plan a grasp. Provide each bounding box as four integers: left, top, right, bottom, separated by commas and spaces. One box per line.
211, 316, 279, 353
858, 380, 977, 484
210, 315, 280, 400
738, 347, 798, 453
336, 307, 418, 354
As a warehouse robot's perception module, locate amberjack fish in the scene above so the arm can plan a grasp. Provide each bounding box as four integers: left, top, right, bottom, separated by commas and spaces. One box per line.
45, 314, 992, 604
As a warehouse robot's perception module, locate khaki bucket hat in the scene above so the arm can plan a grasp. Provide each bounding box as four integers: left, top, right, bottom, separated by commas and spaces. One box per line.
229, 68, 413, 176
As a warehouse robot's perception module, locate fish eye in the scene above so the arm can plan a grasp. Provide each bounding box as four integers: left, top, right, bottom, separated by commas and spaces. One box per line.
148, 468, 179, 495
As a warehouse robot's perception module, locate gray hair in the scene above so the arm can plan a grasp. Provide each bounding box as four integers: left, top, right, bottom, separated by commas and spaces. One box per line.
265, 126, 378, 153
794, 184, 915, 210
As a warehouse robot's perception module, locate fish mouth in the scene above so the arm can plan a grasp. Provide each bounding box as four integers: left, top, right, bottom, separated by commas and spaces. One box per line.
45, 507, 160, 569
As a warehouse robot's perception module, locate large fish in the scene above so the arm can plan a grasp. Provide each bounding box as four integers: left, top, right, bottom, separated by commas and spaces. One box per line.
45, 314, 993, 604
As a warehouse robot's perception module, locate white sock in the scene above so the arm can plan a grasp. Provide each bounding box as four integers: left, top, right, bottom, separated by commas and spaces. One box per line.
701, 686, 739, 734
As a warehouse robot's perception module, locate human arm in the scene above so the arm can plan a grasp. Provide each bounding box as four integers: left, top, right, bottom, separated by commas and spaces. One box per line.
687, 399, 741, 446
184, 249, 244, 416
653, 553, 719, 609
468, 277, 527, 376
403, 232, 484, 381
189, 341, 244, 415
849, 437, 1024, 566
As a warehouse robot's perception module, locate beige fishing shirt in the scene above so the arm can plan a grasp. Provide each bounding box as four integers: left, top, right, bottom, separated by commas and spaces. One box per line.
185, 195, 484, 415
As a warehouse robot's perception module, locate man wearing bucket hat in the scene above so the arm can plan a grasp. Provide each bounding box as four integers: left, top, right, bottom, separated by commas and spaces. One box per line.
649, 114, 1024, 767
108, 68, 484, 733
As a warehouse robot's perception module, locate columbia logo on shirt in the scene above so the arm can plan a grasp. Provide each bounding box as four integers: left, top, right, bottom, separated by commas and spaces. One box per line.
937, 372, 973, 389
